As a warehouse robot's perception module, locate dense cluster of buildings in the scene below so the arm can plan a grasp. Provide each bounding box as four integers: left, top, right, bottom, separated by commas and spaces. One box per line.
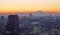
0, 14, 60, 35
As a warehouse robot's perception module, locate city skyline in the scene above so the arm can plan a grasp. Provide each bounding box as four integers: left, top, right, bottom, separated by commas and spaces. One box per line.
0, 14, 60, 35
0, 0, 60, 14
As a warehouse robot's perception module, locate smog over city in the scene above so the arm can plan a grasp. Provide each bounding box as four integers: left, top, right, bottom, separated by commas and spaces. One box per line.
0, 0, 60, 35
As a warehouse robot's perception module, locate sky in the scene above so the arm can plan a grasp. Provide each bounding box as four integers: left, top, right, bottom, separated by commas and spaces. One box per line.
0, 0, 60, 14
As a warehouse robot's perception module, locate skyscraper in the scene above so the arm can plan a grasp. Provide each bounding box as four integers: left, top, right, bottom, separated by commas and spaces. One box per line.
0, 16, 5, 35
5, 15, 20, 35
29, 13, 32, 19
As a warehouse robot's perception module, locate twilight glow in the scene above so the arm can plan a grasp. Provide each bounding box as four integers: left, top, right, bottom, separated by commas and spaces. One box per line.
0, 0, 60, 14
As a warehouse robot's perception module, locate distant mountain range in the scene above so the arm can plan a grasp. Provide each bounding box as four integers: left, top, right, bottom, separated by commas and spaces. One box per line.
0, 11, 60, 17
16, 11, 51, 17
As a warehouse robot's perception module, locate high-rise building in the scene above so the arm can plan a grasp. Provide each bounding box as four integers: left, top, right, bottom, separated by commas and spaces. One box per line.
0, 16, 5, 35
5, 15, 20, 35
29, 13, 32, 19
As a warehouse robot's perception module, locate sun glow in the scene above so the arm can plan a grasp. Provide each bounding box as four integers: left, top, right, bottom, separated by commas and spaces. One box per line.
0, 0, 60, 14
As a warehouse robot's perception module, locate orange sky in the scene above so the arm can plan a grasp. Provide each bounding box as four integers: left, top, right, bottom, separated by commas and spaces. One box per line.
0, 0, 60, 14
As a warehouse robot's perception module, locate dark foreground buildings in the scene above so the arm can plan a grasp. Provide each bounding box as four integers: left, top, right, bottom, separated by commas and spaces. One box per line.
0, 16, 5, 35
0, 14, 60, 35
5, 15, 20, 35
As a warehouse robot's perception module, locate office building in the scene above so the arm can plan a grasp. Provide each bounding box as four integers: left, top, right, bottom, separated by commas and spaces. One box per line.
5, 15, 20, 35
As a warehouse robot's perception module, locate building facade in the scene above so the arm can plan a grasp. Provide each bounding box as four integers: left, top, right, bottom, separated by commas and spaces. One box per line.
5, 15, 20, 35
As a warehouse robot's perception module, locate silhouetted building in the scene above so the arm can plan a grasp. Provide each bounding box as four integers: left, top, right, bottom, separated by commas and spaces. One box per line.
5, 15, 20, 35
29, 13, 32, 19
0, 16, 5, 35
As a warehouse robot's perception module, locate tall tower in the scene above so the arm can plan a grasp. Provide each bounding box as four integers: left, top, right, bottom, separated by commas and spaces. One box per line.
28, 13, 32, 24
5, 15, 20, 35
29, 13, 32, 19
